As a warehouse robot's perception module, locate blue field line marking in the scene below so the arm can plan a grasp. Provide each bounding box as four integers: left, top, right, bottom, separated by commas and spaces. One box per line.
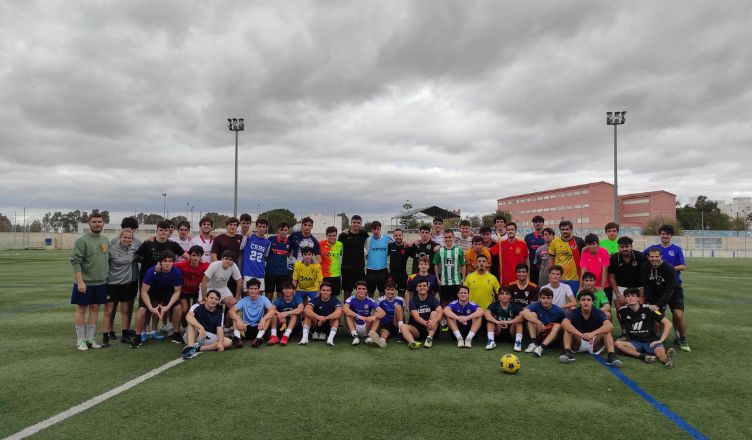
594, 355, 708, 440
0, 302, 68, 315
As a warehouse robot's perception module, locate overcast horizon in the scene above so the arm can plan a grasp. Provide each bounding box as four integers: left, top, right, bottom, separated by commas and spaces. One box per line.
2, 1, 751, 224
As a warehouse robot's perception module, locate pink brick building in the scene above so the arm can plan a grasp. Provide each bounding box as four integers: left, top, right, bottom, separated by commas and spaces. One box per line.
497, 182, 676, 230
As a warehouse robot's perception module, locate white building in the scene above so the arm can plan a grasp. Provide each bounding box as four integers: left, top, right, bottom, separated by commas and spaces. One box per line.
721, 197, 752, 219
294, 213, 346, 235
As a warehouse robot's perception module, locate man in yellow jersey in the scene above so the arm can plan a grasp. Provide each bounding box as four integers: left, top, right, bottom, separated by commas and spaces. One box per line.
292, 247, 323, 304
463, 254, 499, 310
547, 220, 585, 293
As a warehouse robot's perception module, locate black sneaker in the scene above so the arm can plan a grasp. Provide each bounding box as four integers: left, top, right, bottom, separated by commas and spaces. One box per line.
130, 333, 142, 349
121, 329, 134, 344
170, 332, 184, 344
559, 349, 576, 363
102, 332, 110, 348
231, 336, 244, 349
108, 331, 117, 340
606, 353, 623, 368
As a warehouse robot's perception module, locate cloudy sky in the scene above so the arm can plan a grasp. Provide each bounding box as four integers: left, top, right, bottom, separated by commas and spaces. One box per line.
2, 0, 751, 223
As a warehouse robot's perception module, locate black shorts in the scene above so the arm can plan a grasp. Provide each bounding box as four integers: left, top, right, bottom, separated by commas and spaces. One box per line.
457, 322, 472, 339
180, 293, 199, 304
107, 282, 138, 303
342, 267, 365, 292
311, 320, 335, 334
323, 277, 342, 296
389, 272, 408, 294
439, 285, 460, 303
367, 269, 388, 296
653, 286, 685, 311
413, 322, 439, 341
265, 273, 292, 295
604, 287, 614, 303
379, 321, 399, 336
138, 289, 174, 309
241, 324, 264, 341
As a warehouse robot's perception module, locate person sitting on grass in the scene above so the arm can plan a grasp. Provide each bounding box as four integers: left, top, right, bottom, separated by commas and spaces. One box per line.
578, 271, 612, 320
402, 280, 443, 349
443, 285, 484, 349
182, 289, 232, 359
231, 278, 276, 348
292, 247, 323, 304
173, 245, 210, 341
271, 281, 304, 346
131, 251, 183, 348
615, 288, 677, 368
541, 265, 576, 310
300, 282, 342, 346
559, 290, 623, 367
344, 280, 380, 346
369, 281, 405, 348
508, 263, 538, 309
519, 287, 564, 357
484, 287, 524, 352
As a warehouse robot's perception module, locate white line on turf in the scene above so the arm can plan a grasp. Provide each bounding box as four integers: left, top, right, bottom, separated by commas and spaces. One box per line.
4, 358, 184, 440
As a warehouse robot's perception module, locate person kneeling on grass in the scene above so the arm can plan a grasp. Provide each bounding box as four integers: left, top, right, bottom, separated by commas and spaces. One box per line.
182, 290, 232, 359
132, 251, 183, 348
402, 280, 443, 349
300, 282, 342, 346
559, 290, 623, 367
443, 285, 484, 349
230, 278, 276, 348
615, 288, 676, 368
484, 287, 524, 352
344, 281, 380, 346
271, 281, 304, 346
370, 281, 405, 348
519, 287, 564, 357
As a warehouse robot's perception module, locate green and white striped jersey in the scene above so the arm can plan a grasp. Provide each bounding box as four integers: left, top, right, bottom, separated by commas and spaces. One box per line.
433, 246, 465, 286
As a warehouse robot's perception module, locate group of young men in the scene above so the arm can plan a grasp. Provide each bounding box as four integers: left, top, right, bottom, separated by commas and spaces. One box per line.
70, 212, 689, 368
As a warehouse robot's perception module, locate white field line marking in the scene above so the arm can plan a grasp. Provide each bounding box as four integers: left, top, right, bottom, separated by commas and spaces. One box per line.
4, 358, 184, 440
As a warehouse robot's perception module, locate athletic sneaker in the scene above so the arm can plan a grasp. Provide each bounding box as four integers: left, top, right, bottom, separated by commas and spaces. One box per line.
326, 338, 335, 346
77, 339, 88, 351
130, 334, 142, 349
163, 322, 174, 336
171, 333, 184, 344
559, 349, 576, 363
141, 331, 150, 341
457, 339, 465, 348
311, 332, 322, 341
150, 331, 165, 341
605, 353, 623, 368
368, 331, 387, 348
86, 339, 102, 349
298, 337, 309, 345
108, 330, 117, 340
464, 339, 472, 349
485, 341, 496, 350
409, 341, 422, 350
525, 343, 538, 353
643, 355, 657, 364
231, 336, 243, 349
513, 341, 522, 352
251, 338, 264, 348
120, 330, 133, 344
533, 345, 544, 357
364, 337, 374, 345
102, 333, 110, 348
679, 338, 691, 352
182, 344, 200, 360
665, 347, 676, 369
280, 335, 289, 346
424, 336, 433, 348
352, 337, 360, 346
267, 336, 280, 345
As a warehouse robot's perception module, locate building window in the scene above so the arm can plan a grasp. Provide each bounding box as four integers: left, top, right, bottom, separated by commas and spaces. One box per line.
574, 191, 580, 196
537, 196, 543, 201
623, 198, 649, 205
550, 194, 556, 199
544, 195, 549, 200
575, 204, 581, 209
582, 189, 589, 194
566, 192, 573, 197
583, 203, 590, 208
623, 213, 650, 218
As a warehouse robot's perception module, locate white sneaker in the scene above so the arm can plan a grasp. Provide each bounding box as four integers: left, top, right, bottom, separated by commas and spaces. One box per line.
298, 337, 309, 345
364, 337, 374, 345
352, 337, 360, 346
326, 339, 335, 346
77, 339, 88, 351
533, 345, 544, 357
457, 339, 465, 348
514, 341, 522, 352
464, 339, 472, 349
485, 341, 496, 350
524, 343, 537, 353
311, 332, 321, 340
86, 339, 102, 349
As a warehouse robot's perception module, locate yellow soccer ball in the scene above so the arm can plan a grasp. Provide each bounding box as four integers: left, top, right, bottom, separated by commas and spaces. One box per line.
500, 353, 520, 374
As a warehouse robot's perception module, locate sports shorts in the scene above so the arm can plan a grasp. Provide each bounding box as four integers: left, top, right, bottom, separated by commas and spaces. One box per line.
389, 272, 408, 294
378, 321, 399, 336
185, 330, 218, 346
70, 283, 108, 306
366, 269, 388, 296
629, 340, 663, 355
265, 273, 292, 295
295, 290, 317, 302
576, 338, 604, 355
106, 282, 138, 303
342, 267, 365, 292
412, 322, 439, 341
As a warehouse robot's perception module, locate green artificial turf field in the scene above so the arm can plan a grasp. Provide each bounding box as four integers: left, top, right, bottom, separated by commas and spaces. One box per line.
0, 251, 750, 439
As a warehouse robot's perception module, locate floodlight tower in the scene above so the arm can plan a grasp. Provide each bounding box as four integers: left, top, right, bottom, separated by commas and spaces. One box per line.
228, 118, 245, 217
606, 111, 626, 223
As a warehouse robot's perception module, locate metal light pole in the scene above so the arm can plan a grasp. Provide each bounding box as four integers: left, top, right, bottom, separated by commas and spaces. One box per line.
228, 118, 245, 217
606, 111, 626, 223
162, 193, 167, 219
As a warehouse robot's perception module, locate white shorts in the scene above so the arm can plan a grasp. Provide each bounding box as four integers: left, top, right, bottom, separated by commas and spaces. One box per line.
577, 338, 604, 355
355, 324, 368, 337
243, 276, 266, 292
184, 331, 217, 346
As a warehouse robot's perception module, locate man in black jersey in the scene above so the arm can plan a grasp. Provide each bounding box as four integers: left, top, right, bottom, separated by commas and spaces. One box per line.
615, 288, 676, 367
410, 224, 439, 274
641, 248, 689, 351
388, 228, 411, 295
338, 215, 369, 300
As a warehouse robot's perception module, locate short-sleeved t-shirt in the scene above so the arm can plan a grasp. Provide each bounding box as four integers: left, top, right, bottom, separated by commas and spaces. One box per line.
527, 302, 565, 325
608, 251, 647, 288
601, 238, 619, 255
190, 235, 214, 262
566, 308, 607, 333
135, 240, 185, 282
174, 261, 210, 294
487, 301, 522, 321
508, 282, 539, 308
235, 295, 273, 326
210, 234, 243, 261
541, 283, 574, 308
433, 246, 465, 286
190, 303, 224, 333
580, 247, 611, 288
319, 240, 344, 278
464, 271, 499, 310
142, 265, 183, 295
643, 244, 685, 284
577, 289, 610, 310
447, 300, 481, 317
345, 295, 379, 325
204, 261, 242, 290
273, 296, 303, 313
534, 244, 550, 285
338, 229, 369, 270
288, 232, 320, 268
388, 242, 412, 275
464, 247, 492, 274
292, 261, 322, 292
241, 234, 271, 278
309, 296, 342, 317
524, 232, 546, 266
266, 235, 291, 276
411, 240, 439, 274
378, 296, 405, 325
410, 295, 441, 322
618, 304, 665, 342
500, 239, 529, 286
405, 273, 440, 295
548, 237, 583, 281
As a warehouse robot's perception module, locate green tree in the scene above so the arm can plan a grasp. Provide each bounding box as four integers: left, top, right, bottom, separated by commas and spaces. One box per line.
338, 212, 349, 230
481, 211, 511, 227
641, 217, 684, 235
676, 196, 732, 230
29, 220, 42, 232
258, 209, 296, 233
466, 215, 482, 228
169, 215, 189, 225
203, 212, 231, 229
0, 213, 11, 232
732, 216, 748, 232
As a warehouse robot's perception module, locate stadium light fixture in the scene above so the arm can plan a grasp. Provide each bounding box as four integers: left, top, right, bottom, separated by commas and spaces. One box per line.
161, 193, 167, 219
606, 111, 626, 223
228, 118, 245, 217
